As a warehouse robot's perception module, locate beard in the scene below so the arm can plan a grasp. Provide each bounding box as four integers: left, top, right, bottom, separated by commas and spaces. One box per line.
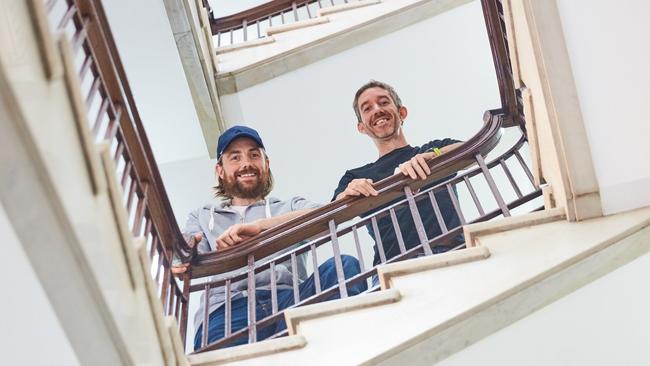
220, 167, 270, 200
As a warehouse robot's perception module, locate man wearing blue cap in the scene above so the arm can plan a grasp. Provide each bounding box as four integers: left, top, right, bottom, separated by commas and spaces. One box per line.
181, 125, 366, 350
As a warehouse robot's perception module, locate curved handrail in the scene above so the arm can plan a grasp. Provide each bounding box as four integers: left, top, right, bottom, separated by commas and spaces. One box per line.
190, 111, 503, 277
209, 0, 297, 33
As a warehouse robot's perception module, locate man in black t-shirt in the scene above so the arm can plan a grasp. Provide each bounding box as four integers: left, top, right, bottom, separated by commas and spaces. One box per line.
332, 80, 464, 270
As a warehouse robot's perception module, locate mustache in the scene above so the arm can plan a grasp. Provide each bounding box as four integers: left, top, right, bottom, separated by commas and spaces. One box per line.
235, 167, 261, 177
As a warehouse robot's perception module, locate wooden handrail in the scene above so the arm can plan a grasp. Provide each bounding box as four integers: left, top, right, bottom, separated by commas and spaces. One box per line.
209, 0, 298, 34
76, 0, 194, 260
190, 111, 503, 277
481, 0, 522, 127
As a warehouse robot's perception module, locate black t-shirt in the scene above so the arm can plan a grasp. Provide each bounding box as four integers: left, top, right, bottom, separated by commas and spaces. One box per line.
333, 139, 463, 266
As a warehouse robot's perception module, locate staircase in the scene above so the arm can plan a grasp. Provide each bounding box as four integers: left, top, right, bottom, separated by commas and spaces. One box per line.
3, 0, 650, 365
186, 207, 650, 365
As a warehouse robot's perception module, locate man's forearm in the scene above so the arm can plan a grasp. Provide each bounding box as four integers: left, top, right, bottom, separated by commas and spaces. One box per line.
255, 208, 314, 230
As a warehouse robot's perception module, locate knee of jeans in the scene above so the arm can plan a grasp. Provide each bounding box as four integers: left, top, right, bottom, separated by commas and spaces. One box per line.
340, 255, 361, 273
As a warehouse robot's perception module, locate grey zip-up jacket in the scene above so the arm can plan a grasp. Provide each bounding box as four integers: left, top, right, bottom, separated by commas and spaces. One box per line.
185, 197, 320, 334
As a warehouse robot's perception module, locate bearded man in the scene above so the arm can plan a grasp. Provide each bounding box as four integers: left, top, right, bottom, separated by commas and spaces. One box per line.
182, 125, 366, 350
333, 81, 465, 278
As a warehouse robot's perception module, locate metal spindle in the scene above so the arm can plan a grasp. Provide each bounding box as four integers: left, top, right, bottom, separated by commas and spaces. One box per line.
463, 176, 486, 216
328, 220, 348, 298
104, 107, 121, 141
154, 248, 164, 283
446, 184, 466, 225
317, 0, 323, 8
57, 4, 77, 30
246, 255, 257, 343
351, 226, 365, 272
404, 186, 432, 255
475, 154, 511, 217
281, 10, 285, 24
290, 253, 300, 304
292, 2, 299, 21
305, 2, 312, 18
174, 290, 182, 318
92, 98, 109, 137
125, 178, 137, 213
269, 262, 278, 313
79, 54, 92, 80
201, 283, 210, 347
242, 19, 248, 41
388, 208, 407, 254
46, 0, 59, 12
217, 32, 221, 47
71, 21, 88, 53
310, 244, 322, 293
428, 191, 448, 233
120, 161, 132, 190
180, 274, 190, 348
86, 77, 101, 108
256, 21, 261, 38
113, 142, 124, 162
229, 29, 233, 45
500, 159, 523, 198
225, 279, 232, 336
159, 258, 170, 308
132, 191, 146, 235
370, 217, 387, 263
514, 149, 535, 186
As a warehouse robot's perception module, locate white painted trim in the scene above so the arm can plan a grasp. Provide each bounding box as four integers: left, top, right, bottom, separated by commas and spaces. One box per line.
317, 0, 382, 17
58, 36, 105, 196
377, 247, 491, 290
284, 288, 402, 335
266, 17, 330, 36
27, 0, 61, 79
187, 335, 307, 365
165, 316, 191, 366
216, 0, 471, 95
463, 207, 565, 247
216, 36, 276, 55
373, 212, 650, 365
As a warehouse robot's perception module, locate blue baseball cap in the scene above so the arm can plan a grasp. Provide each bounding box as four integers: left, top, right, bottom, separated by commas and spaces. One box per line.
216, 125, 265, 159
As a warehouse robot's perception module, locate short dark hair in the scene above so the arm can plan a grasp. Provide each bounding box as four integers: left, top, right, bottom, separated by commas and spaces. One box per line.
352, 80, 403, 122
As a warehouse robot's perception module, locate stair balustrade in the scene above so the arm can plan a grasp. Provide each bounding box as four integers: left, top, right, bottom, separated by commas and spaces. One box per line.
206, 0, 367, 47
44, 0, 538, 355
43, 0, 195, 343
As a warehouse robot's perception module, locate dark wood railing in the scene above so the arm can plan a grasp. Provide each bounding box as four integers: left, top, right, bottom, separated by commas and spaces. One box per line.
206, 0, 361, 47
44, 0, 195, 342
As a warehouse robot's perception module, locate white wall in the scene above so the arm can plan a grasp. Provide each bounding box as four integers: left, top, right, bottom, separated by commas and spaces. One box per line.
102, 0, 207, 164
437, 249, 650, 366
0, 204, 80, 365
556, 0, 650, 215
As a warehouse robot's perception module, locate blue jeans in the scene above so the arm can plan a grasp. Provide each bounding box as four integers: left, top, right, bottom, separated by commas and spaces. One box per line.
194, 255, 366, 350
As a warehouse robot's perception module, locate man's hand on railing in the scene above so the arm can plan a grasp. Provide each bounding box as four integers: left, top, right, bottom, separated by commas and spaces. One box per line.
335, 178, 379, 200
395, 142, 464, 180
172, 233, 203, 275
216, 222, 263, 250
